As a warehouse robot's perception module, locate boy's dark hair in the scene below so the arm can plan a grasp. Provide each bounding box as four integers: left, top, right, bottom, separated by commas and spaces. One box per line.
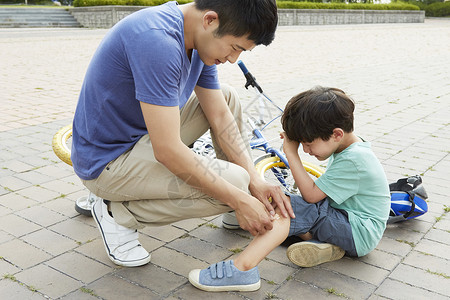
195, 0, 277, 46
281, 86, 355, 143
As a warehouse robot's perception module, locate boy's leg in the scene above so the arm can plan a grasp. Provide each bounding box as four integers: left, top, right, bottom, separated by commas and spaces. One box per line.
234, 210, 290, 271
189, 209, 291, 292
288, 195, 356, 253
286, 195, 357, 267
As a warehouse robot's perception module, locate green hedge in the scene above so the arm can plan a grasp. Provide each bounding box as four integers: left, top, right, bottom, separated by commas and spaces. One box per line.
73, 0, 191, 7
1, 0, 53, 4
404, 0, 450, 17
424, 1, 450, 16
277, 1, 420, 10
73, 0, 419, 10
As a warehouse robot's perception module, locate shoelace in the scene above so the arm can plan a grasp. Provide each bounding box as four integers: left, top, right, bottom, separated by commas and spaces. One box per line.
208, 260, 233, 279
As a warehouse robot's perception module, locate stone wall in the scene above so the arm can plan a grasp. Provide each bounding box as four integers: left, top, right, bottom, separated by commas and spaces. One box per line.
69, 6, 425, 29
69, 6, 141, 28
278, 9, 425, 25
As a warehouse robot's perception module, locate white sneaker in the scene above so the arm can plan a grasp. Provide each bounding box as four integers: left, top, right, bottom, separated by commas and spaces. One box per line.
222, 211, 240, 230
91, 198, 151, 267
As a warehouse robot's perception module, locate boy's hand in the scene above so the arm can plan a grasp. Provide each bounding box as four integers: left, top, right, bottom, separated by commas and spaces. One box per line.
280, 132, 300, 156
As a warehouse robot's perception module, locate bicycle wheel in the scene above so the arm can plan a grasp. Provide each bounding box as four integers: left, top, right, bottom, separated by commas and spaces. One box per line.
254, 154, 324, 195
52, 124, 72, 166
52, 125, 94, 216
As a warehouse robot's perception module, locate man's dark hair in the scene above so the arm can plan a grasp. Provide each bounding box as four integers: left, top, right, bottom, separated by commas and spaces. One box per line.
281, 86, 355, 143
195, 0, 277, 46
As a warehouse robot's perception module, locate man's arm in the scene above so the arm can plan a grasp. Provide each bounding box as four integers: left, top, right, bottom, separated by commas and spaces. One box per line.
140, 101, 273, 235
195, 86, 295, 219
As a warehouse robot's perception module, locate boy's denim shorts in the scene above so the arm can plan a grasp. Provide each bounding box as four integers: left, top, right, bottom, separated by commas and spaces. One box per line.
288, 194, 358, 257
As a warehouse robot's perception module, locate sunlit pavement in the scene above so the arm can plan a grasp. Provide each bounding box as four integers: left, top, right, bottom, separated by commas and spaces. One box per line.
0, 19, 449, 299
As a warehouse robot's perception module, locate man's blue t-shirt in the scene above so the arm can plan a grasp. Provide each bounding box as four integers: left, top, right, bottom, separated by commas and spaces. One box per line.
72, 2, 220, 180
315, 142, 391, 256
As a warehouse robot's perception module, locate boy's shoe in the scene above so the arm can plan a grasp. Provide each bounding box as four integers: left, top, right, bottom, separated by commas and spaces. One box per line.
91, 198, 151, 267
287, 241, 345, 267
222, 211, 240, 230
189, 260, 260, 292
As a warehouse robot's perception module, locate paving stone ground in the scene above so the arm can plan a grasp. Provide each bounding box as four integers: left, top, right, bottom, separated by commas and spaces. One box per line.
0, 19, 449, 300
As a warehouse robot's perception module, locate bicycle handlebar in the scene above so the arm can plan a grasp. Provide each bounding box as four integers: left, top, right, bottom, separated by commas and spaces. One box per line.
238, 60, 263, 93
237, 60, 249, 74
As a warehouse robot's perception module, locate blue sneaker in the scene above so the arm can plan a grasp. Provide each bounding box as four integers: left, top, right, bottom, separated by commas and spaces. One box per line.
189, 260, 261, 292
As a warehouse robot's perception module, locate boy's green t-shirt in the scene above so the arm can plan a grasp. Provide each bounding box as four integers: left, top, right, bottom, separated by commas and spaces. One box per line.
315, 141, 390, 257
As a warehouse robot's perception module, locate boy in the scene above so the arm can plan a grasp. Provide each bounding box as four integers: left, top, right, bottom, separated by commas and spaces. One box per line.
189, 86, 391, 292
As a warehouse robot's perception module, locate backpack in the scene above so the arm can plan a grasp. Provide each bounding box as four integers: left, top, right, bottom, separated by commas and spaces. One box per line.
388, 175, 428, 224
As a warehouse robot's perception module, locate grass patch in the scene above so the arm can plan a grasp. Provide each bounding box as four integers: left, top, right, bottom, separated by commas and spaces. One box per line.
426, 269, 450, 279
205, 223, 219, 229
229, 248, 243, 254
80, 287, 98, 296
396, 239, 415, 247
443, 205, 450, 213
325, 287, 348, 298
3, 274, 39, 293
264, 292, 280, 299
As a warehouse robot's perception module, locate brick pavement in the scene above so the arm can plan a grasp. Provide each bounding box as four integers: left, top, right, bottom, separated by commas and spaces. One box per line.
0, 19, 449, 299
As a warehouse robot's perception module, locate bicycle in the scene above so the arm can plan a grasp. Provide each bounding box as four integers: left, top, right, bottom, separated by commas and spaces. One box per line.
53, 61, 428, 223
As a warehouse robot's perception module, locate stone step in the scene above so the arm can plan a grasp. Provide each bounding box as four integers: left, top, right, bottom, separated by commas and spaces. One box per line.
0, 7, 81, 28
0, 22, 80, 28
1, 16, 78, 21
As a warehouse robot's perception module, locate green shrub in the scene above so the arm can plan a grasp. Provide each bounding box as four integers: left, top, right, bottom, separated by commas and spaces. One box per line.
277, 0, 327, 3
1, 0, 53, 4
425, 1, 450, 16
277, 1, 420, 10
404, 0, 450, 17
73, 0, 191, 7
73, 0, 419, 11
406, 0, 428, 10
277, 0, 375, 3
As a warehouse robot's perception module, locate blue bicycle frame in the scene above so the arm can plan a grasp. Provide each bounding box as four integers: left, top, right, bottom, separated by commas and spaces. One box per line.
237, 60, 296, 190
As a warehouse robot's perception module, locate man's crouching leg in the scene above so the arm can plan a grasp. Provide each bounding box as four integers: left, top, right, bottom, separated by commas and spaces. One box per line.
84, 155, 251, 267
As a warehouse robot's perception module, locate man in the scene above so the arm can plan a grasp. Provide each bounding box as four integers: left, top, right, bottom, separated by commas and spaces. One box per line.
72, 0, 293, 267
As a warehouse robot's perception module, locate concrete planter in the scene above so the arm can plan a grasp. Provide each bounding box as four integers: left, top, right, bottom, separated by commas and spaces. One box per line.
278, 9, 425, 26
69, 6, 425, 29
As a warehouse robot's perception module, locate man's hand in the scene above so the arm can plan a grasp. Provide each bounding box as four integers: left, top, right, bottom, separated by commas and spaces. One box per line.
234, 193, 274, 236
249, 175, 295, 219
